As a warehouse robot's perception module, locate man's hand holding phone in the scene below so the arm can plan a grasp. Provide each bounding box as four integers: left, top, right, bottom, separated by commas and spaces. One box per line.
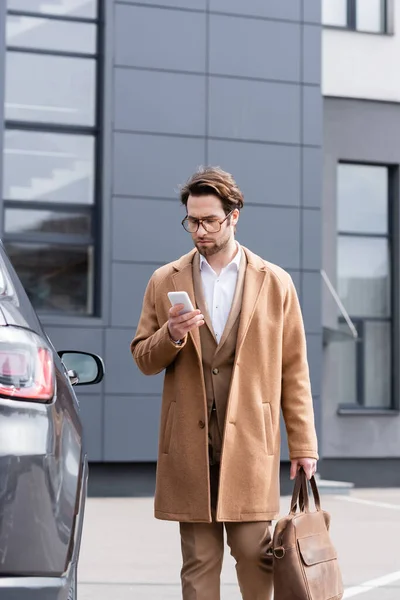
167, 291, 205, 342
168, 304, 205, 341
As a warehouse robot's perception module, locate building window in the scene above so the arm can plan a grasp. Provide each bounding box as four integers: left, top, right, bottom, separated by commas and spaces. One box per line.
336, 164, 392, 408
3, 0, 101, 316
323, 0, 388, 34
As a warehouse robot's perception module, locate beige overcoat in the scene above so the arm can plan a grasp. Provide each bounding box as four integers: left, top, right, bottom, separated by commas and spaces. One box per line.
131, 246, 318, 523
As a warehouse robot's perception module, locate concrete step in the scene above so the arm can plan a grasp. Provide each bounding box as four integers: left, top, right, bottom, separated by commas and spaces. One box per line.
315, 473, 355, 495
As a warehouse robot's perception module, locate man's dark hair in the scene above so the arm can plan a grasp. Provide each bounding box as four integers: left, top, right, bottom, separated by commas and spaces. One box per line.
180, 166, 244, 215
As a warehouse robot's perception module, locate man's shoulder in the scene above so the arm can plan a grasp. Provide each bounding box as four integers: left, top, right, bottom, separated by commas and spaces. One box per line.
150, 250, 196, 287
263, 260, 292, 287
152, 262, 176, 280
242, 246, 292, 289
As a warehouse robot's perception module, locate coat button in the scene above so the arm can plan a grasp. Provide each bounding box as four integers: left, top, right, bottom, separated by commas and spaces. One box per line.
212, 368, 219, 375
198, 420, 205, 429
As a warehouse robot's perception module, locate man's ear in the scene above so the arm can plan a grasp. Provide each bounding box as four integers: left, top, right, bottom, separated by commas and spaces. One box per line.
232, 209, 240, 227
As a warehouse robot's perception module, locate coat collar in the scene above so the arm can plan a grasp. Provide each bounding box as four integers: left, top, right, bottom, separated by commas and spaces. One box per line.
241, 246, 268, 272
171, 246, 266, 273
171, 248, 197, 272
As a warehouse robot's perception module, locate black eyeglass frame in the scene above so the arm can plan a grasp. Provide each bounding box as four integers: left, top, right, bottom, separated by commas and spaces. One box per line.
181, 210, 235, 233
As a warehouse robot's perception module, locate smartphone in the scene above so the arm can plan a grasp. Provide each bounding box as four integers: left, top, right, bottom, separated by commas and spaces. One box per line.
168, 291, 195, 315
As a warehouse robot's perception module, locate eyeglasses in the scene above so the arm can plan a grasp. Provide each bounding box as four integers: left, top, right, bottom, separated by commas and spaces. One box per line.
182, 210, 234, 233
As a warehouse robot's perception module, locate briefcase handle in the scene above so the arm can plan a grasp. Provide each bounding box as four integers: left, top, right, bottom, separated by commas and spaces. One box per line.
290, 467, 321, 515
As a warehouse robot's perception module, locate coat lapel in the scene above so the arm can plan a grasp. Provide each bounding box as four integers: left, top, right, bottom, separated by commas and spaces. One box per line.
235, 247, 269, 358
171, 249, 201, 360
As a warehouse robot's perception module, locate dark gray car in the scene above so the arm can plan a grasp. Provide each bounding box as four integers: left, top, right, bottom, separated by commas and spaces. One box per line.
0, 242, 104, 599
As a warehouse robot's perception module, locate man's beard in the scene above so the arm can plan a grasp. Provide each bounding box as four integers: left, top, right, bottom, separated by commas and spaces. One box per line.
195, 232, 231, 257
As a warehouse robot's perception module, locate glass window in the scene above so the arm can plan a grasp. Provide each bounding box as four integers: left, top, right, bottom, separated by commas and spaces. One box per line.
3, 130, 94, 204
356, 0, 385, 32
4, 1, 99, 317
5, 52, 96, 125
7, 0, 97, 19
322, 0, 348, 26
338, 164, 388, 234
6, 16, 96, 54
323, 0, 387, 33
5, 208, 91, 236
4, 243, 94, 315
337, 236, 390, 318
336, 161, 392, 409
364, 321, 391, 408
334, 323, 358, 405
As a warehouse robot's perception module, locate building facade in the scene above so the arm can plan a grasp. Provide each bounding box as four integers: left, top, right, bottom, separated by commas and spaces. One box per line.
0, 1, 324, 491
321, 0, 400, 485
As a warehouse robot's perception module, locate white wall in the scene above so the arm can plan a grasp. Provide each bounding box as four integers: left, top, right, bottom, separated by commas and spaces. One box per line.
323, 0, 400, 101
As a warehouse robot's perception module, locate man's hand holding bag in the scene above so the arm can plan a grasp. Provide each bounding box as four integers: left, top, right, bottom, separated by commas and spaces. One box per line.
270, 467, 344, 600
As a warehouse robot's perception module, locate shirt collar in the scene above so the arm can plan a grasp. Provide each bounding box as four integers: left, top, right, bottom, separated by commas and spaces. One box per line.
199, 242, 242, 273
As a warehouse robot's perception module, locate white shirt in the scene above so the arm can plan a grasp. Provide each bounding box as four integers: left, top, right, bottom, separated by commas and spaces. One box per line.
200, 244, 242, 343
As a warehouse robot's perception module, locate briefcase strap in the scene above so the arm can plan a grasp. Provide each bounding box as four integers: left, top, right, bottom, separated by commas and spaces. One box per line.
290, 468, 321, 514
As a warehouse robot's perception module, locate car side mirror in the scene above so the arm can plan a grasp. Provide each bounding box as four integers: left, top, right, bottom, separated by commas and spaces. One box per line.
58, 351, 105, 386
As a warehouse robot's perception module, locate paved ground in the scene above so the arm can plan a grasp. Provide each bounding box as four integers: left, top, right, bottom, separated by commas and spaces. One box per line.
78, 488, 400, 599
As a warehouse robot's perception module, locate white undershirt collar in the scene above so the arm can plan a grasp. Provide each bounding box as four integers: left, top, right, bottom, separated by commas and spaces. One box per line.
199, 242, 241, 274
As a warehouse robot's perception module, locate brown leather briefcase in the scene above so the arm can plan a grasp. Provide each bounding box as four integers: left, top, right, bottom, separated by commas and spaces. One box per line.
270, 468, 344, 600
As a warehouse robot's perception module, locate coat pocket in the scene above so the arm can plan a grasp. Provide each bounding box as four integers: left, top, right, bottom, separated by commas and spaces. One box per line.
263, 403, 274, 456
162, 402, 176, 454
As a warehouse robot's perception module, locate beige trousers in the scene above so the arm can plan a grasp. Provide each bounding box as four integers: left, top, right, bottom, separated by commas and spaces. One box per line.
179, 465, 273, 600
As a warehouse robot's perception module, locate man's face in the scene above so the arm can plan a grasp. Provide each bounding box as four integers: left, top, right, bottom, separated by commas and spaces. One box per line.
186, 194, 239, 257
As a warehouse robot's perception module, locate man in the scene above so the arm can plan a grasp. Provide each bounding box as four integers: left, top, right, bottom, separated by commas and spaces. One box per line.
131, 167, 318, 600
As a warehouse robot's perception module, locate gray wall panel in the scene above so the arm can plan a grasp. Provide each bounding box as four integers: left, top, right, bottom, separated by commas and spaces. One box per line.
105, 328, 164, 395
120, 0, 206, 8
112, 197, 192, 262
114, 69, 206, 135
307, 334, 322, 397
302, 271, 322, 334
45, 326, 104, 356
302, 209, 321, 270
303, 0, 322, 23
209, 78, 301, 143
303, 147, 322, 208
113, 133, 206, 197
115, 4, 206, 71
207, 140, 301, 206
238, 206, 300, 269
209, 15, 300, 82
324, 98, 400, 163
303, 86, 323, 146
303, 25, 321, 85
209, 0, 301, 21
279, 411, 289, 461
104, 395, 161, 461
111, 262, 162, 327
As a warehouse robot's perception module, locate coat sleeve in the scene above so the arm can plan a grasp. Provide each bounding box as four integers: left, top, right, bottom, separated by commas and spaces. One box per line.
280, 276, 319, 461
130, 274, 187, 376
